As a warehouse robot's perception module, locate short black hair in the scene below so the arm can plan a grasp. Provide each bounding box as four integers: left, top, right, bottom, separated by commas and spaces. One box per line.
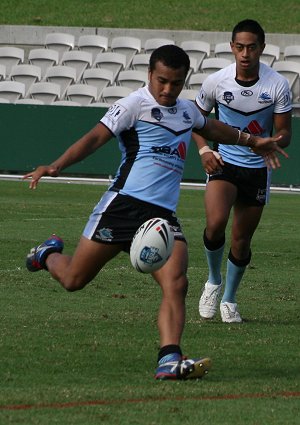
149, 44, 190, 77
232, 19, 265, 45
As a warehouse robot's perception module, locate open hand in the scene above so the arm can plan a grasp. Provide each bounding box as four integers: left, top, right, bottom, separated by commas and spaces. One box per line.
23, 165, 60, 189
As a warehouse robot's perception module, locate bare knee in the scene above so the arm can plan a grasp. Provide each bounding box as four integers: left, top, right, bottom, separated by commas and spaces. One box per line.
58, 275, 91, 292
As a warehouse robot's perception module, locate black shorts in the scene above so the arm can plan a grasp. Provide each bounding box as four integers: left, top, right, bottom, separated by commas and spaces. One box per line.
207, 161, 271, 206
83, 191, 186, 251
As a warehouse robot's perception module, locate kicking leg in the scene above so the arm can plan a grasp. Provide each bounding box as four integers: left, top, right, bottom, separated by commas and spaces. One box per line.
27, 234, 124, 291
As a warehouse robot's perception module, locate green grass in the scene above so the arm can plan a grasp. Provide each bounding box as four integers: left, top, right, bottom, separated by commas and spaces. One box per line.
0, 2, 299, 422
0, 180, 299, 424
1, 0, 300, 33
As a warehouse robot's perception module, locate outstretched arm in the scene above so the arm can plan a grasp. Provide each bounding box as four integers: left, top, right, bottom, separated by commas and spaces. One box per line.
262, 111, 292, 169
23, 123, 113, 189
195, 118, 289, 159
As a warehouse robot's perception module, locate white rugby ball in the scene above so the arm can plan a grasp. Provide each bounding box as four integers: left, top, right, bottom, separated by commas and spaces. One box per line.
130, 218, 174, 273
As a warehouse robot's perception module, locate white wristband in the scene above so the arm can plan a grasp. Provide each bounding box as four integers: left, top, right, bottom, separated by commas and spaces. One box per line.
236, 130, 251, 146
199, 146, 222, 160
199, 146, 213, 155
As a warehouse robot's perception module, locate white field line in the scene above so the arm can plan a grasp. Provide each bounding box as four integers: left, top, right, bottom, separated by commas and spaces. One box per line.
1, 174, 300, 193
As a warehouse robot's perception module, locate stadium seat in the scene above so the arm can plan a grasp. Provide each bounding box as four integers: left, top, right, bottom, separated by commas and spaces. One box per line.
180, 40, 210, 71
51, 100, 82, 107
187, 72, 210, 90
260, 43, 280, 66
0, 46, 24, 75
201, 58, 232, 73
82, 68, 114, 98
28, 48, 59, 78
44, 32, 75, 62
10, 64, 42, 97
15, 98, 45, 105
292, 102, 300, 117
0, 64, 6, 81
178, 89, 198, 101
0, 80, 25, 102
77, 34, 109, 64
116, 69, 148, 89
214, 42, 234, 61
61, 50, 93, 82
111, 36, 142, 69
87, 101, 110, 108
66, 83, 98, 105
29, 81, 61, 104
185, 57, 198, 85
273, 60, 300, 102
283, 45, 300, 64
100, 85, 133, 104
131, 53, 151, 72
144, 38, 175, 53
45, 65, 77, 98
94, 52, 127, 80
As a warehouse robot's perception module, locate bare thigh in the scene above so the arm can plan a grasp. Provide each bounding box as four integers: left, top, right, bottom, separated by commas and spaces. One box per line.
205, 180, 237, 241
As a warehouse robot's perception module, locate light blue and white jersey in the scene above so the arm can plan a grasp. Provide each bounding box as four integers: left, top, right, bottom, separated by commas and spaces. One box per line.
100, 86, 206, 211
195, 62, 291, 168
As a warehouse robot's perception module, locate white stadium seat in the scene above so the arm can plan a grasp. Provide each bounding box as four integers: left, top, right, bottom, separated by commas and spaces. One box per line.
82, 67, 114, 98
131, 53, 151, 72
44, 32, 75, 62
10, 64, 41, 97
29, 81, 61, 104
15, 98, 45, 105
116, 69, 148, 90
94, 52, 127, 80
66, 83, 98, 105
283, 45, 300, 64
28, 48, 59, 78
61, 50, 93, 82
180, 40, 210, 71
201, 57, 232, 73
214, 42, 234, 61
78, 34, 108, 64
0, 46, 24, 75
178, 89, 198, 101
100, 85, 133, 104
144, 38, 175, 54
187, 72, 210, 90
45, 65, 77, 98
0, 80, 25, 102
260, 43, 280, 66
273, 60, 300, 102
111, 36, 142, 69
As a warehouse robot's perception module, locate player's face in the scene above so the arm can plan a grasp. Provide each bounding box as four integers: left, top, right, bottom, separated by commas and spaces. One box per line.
148, 61, 187, 106
231, 32, 265, 78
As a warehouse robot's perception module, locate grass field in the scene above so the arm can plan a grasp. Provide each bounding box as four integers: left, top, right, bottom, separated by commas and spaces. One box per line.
0, 1, 299, 422
0, 180, 299, 424
1, 0, 300, 33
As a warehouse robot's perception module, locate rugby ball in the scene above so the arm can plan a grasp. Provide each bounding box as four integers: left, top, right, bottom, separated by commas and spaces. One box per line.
130, 218, 174, 273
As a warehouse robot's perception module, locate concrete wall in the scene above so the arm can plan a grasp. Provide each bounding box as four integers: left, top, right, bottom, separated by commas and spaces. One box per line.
1, 24, 300, 61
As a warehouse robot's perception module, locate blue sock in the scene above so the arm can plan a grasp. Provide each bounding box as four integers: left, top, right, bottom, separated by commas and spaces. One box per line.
222, 249, 251, 303
222, 259, 246, 303
205, 245, 224, 285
